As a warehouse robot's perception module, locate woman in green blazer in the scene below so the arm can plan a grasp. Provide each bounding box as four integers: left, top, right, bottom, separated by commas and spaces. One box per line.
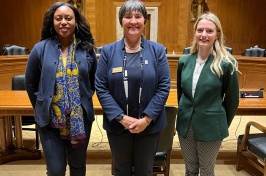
177, 12, 239, 175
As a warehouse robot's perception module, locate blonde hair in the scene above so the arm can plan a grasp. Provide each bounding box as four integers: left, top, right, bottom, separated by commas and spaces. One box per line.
190, 12, 238, 77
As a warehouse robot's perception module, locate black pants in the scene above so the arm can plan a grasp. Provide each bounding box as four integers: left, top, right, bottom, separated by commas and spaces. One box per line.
38, 118, 92, 176
107, 131, 160, 176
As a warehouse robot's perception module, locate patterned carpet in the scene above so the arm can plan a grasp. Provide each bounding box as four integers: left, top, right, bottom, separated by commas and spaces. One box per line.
22, 115, 266, 152
1, 115, 264, 176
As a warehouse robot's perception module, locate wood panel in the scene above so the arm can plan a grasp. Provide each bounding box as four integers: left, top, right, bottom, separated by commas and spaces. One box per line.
0, 56, 28, 90
207, 0, 266, 55
2, 55, 266, 91
236, 56, 266, 89
0, 0, 266, 56
0, 0, 58, 50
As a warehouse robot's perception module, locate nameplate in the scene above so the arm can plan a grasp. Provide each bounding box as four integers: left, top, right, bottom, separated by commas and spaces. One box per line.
240, 91, 264, 98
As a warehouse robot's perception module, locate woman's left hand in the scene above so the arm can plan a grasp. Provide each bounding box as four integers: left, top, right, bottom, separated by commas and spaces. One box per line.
128, 116, 151, 133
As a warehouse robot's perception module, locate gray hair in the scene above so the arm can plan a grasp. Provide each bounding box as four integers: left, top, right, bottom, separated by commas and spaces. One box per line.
119, 0, 147, 26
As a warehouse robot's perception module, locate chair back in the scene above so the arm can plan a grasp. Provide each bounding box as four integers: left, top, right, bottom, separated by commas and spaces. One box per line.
156, 106, 177, 153
11, 74, 39, 149
184, 46, 233, 55
244, 47, 265, 57
225, 47, 233, 54
183, 47, 191, 54
95, 47, 102, 54
12, 75, 26, 90
164, 47, 167, 54
5, 45, 26, 55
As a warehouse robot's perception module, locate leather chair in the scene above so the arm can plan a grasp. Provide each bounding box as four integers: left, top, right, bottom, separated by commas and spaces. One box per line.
95, 47, 102, 54
183, 47, 191, 54
12, 75, 39, 149
111, 106, 177, 176
183, 46, 233, 55
152, 106, 177, 176
244, 47, 266, 57
225, 46, 233, 54
236, 121, 266, 175
164, 47, 167, 54
5, 45, 26, 55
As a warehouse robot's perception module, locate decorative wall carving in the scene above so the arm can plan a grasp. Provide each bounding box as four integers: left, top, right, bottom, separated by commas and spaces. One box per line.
67, 0, 84, 13
191, 0, 209, 22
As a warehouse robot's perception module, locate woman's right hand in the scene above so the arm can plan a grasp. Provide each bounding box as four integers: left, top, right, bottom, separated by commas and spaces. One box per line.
120, 115, 138, 129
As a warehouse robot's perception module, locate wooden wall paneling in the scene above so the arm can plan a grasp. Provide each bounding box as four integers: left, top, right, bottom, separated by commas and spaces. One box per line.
1, 0, 266, 54
157, 0, 179, 53
0, 56, 28, 90
237, 58, 266, 89
94, 0, 118, 47
0, 0, 57, 50
207, 0, 266, 55
167, 55, 180, 90
176, 0, 192, 53
84, 0, 96, 45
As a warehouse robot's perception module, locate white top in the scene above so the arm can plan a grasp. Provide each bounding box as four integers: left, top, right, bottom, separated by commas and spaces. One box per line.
192, 58, 207, 97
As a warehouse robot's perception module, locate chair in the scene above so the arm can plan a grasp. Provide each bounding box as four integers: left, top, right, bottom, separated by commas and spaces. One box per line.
236, 121, 266, 175
225, 46, 233, 54
12, 75, 39, 149
183, 47, 191, 54
244, 47, 266, 57
183, 46, 233, 55
95, 46, 102, 54
5, 45, 26, 55
111, 106, 177, 176
164, 47, 167, 54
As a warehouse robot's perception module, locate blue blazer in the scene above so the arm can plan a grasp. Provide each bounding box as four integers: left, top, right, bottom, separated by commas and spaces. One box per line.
95, 37, 171, 134
177, 53, 239, 141
25, 38, 97, 127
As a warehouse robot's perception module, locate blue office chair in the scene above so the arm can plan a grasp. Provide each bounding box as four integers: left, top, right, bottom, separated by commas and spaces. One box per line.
95, 47, 102, 54
244, 47, 265, 57
225, 47, 233, 54
5, 45, 26, 55
183, 47, 191, 54
183, 46, 233, 54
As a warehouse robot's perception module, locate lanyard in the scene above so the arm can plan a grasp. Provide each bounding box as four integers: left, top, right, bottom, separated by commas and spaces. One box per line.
122, 47, 144, 116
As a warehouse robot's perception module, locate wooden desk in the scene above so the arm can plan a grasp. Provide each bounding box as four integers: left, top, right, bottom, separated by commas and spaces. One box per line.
0, 90, 265, 164
166, 91, 266, 115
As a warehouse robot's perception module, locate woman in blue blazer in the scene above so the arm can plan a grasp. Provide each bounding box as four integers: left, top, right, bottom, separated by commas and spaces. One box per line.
95, 1, 170, 175
25, 2, 96, 176
177, 12, 239, 175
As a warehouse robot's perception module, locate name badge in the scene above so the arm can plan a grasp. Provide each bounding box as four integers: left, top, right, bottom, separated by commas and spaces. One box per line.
112, 67, 122, 73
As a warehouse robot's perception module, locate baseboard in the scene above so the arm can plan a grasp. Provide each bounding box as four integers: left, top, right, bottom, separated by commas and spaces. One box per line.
87, 149, 237, 165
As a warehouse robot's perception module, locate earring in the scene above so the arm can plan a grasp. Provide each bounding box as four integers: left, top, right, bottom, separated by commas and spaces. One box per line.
50, 27, 54, 35
75, 25, 79, 34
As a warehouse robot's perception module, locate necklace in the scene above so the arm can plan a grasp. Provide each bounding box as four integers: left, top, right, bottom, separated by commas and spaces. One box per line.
125, 44, 140, 50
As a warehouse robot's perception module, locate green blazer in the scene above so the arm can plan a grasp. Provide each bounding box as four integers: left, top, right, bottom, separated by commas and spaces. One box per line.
176, 53, 239, 141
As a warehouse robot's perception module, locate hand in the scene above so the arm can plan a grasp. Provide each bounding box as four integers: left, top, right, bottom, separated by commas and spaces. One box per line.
120, 115, 138, 129
128, 116, 152, 133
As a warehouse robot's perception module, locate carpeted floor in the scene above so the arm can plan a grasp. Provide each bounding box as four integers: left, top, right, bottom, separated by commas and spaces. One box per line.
0, 115, 265, 176
90, 115, 266, 152
20, 115, 266, 152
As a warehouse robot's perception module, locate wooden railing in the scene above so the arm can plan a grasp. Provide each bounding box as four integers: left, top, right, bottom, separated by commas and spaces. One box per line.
1, 54, 266, 90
